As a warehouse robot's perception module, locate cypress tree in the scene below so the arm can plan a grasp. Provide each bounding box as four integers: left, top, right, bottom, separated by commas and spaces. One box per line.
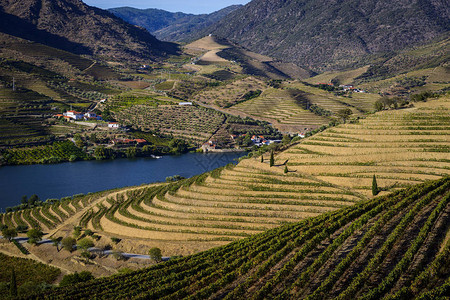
284, 165, 288, 174
270, 151, 274, 167
10, 267, 17, 298
261, 155, 264, 163
372, 175, 379, 196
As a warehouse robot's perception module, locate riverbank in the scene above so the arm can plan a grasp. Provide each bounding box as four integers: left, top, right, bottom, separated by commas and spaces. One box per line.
0, 152, 246, 210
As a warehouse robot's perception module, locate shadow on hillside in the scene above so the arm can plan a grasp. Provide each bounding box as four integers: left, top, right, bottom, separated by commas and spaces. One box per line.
0, 9, 92, 55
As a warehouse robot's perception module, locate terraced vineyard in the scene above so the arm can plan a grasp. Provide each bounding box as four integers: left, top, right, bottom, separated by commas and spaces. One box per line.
115, 105, 226, 144
193, 76, 267, 108
0, 190, 122, 233
229, 82, 381, 133
37, 177, 450, 299
1, 97, 448, 255
278, 96, 450, 197
0, 87, 54, 146
286, 82, 380, 113
234, 88, 330, 132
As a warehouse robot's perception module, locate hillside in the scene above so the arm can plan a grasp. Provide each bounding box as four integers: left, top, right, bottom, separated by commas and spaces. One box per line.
0, 0, 177, 61
109, 5, 242, 42
184, 35, 313, 80
1, 96, 448, 257
37, 176, 450, 299
202, 0, 450, 72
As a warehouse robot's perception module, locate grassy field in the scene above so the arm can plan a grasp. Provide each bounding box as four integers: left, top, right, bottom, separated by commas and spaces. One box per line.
37, 177, 450, 299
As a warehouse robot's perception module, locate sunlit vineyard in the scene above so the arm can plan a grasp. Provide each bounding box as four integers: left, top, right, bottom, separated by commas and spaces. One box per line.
279, 96, 450, 197
1, 97, 449, 254
36, 177, 450, 299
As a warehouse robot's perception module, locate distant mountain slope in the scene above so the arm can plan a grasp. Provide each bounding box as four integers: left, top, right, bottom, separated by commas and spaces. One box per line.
109, 5, 242, 42
0, 0, 178, 61
38, 176, 450, 299
201, 0, 450, 72
184, 35, 314, 80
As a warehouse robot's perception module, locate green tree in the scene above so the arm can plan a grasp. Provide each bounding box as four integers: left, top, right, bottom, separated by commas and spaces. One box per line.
27, 228, 44, 244
142, 144, 157, 155
94, 146, 109, 160
10, 268, 17, 298
2, 228, 17, 241
28, 194, 39, 207
284, 165, 288, 174
74, 134, 85, 148
89, 133, 98, 144
78, 237, 94, 251
261, 155, 264, 163
374, 100, 384, 111
282, 135, 291, 145
169, 139, 189, 154
270, 151, 274, 167
149, 247, 162, 263
21, 195, 28, 205
372, 175, 379, 196
336, 108, 353, 123
73, 226, 82, 238
61, 237, 76, 252
125, 147, 137, 158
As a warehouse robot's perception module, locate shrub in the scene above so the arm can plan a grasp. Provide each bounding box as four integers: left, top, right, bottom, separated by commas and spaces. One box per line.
27, 229, 44, 244
61, 237, 76, 252
77, 237, 94, 250
149, 247, 162, 263
59, 271, 94, 287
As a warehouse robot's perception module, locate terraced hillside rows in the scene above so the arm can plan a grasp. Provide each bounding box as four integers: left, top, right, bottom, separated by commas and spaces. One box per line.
234, 88, 330, 132
278, 96, 450, 197
2, 97, 447, 255
0, 190, 125, 233
228, 82, 381, 133
84, 168, 361, 244
38, 177, 450, 299
115, 104, 225, 144
193, 76, 267, 108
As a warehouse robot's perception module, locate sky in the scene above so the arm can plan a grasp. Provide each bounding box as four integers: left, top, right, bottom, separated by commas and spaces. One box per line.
83, 0, 252, 14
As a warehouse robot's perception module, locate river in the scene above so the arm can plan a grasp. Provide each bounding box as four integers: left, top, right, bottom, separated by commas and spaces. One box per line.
0, 152, 246, 211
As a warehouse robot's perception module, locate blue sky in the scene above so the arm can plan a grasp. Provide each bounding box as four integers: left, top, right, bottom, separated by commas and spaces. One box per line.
84, 0, 252, 14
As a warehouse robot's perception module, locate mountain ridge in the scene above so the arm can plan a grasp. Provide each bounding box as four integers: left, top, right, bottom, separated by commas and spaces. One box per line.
0, 0, 178, 61
109, 5, 243, 42
199, 0, 450, 72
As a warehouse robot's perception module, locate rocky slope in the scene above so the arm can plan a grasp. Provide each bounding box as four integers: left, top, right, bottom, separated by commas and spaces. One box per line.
0, 0, 177, 61
200, 0, 450, 72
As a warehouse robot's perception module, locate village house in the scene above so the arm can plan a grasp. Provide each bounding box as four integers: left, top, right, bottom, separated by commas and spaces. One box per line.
108, 122, 120, 129
84, 112, 102, 120
111, 138, 147, 145
64, 110, 84, 120
202, 140, 217, 152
